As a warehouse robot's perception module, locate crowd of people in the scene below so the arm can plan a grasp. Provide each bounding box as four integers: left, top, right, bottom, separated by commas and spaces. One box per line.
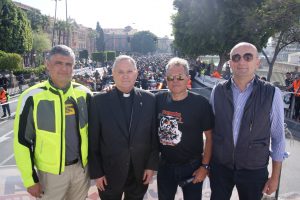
285, 72, 300, 122
11, 43, 287, 200
72, 55, 173, 92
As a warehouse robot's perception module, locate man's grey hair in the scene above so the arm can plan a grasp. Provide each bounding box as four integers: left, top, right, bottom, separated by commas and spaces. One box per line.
166, 57, 189, 75
46, 45, 75, 63
112, 55, 137, 70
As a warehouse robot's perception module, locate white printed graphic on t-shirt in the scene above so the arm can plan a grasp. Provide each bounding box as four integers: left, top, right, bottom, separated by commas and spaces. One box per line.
158, 115, 182, 146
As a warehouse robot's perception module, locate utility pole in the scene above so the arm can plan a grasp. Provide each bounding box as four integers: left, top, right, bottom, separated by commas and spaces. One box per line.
65, 0, 69, 46
51, 0, 59, 47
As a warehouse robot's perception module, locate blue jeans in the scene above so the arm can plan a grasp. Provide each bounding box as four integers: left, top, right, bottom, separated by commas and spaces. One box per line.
157, 159, 203, 200
1, 103, 10, 116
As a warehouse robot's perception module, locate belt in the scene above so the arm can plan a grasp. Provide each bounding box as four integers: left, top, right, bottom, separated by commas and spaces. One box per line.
65, 158, 78, 166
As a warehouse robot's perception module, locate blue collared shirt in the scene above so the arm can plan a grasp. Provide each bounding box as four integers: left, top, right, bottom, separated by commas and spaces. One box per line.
210, 78, 285, 162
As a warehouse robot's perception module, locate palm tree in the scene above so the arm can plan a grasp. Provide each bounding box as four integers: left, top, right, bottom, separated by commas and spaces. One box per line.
41, 15, 50, 32
56, 20, 67, 44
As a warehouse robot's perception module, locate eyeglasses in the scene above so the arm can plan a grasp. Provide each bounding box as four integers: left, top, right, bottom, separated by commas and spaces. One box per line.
166, 74, 186, 81
231, 53, 254, 62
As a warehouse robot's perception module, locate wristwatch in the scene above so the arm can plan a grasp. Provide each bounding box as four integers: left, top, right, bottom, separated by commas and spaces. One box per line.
201, 163, 210, 170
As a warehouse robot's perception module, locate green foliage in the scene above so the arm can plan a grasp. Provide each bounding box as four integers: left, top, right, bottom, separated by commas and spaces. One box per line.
79, 50, 89, 60
40, 15, 50, 32
0, 52, 23, 71
91, 52, 107, 63
55, 20, 69, 45
172, 0, 266, 69
24, 9, 43, 31
106, 51, 116, 61
0, 0, 33, 54
96, 22, 105, 51
32, 32, 50, 67
131, 31, 157, 54
254, 0, 300, 80
33, 32, 51, 53
0, 50, 6, 58
14, 65, 45, 74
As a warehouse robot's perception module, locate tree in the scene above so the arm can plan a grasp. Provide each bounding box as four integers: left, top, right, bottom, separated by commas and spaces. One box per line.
131, 31, 157, 54
79, 49, 89, 64
0, 52, 23, 71
172, 0, 265, 71
24, 9, 43, 32
254, 0, 300, 81
0, 0, 32, 54
40, 15, 50, 32
91, 52, 107, 63
32, 32, 51, 66
33, 32, 51, 53
56, 20, 68, 45
96, 22, 105, 51
106, 51, 116, 61
24, 9, 51, 33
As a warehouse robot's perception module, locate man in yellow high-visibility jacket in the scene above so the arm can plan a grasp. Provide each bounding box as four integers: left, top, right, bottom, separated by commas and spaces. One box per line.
14, 45, 92, 199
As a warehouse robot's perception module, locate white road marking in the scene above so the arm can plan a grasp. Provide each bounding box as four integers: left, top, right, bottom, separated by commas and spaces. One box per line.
0, 154, 14, 166
0, 112, 16, 124
0, 121, 7, 125
0, 130, 13, 143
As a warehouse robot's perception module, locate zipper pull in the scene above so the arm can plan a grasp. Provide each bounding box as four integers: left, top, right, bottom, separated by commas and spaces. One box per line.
249, 121, 253, 132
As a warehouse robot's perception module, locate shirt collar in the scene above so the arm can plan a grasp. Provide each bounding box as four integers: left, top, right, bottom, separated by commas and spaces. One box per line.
231, 77, 255, 92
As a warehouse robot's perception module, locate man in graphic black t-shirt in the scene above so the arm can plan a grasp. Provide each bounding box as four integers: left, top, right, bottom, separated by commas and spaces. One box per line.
156, 57, 214, 200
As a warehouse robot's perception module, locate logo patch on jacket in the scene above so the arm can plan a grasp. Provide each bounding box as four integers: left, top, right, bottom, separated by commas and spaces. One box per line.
65, 103, 75, 115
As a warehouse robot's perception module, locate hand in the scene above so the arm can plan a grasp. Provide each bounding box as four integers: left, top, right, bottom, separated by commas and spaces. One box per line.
192, 167, 208, 184
262, 177, 279, 195
143, 169, 155, 185
103, 84, 115, 92
95, 176, 107, 192
27, 183, 43, 198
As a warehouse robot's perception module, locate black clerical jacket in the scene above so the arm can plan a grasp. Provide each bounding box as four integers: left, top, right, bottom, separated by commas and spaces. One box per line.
88, 87, 159, 191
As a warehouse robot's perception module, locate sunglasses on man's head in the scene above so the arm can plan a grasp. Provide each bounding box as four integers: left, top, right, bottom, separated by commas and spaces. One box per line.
231, 53, 254, 62
166, 74, 186, 81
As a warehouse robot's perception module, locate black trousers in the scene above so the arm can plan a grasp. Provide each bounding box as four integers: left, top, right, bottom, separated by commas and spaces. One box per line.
210, 162, 268, 200
99, 162, 148, 200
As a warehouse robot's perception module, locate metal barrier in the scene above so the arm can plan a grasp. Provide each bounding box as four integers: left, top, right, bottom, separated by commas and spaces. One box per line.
283, 93, 296, 120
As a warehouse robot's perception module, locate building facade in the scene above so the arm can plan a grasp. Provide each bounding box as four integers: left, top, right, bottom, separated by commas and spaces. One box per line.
13, 1, 173, 58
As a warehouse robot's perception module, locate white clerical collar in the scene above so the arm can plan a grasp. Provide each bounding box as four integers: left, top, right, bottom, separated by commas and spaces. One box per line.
123, 93, 130, 97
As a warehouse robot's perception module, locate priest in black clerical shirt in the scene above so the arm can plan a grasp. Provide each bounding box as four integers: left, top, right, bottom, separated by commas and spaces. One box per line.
116, 89, 134, 133
88, 55, 159, 200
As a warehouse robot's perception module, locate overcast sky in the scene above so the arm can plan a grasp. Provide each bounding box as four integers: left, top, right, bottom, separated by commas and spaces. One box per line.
15, 0, 176, 38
